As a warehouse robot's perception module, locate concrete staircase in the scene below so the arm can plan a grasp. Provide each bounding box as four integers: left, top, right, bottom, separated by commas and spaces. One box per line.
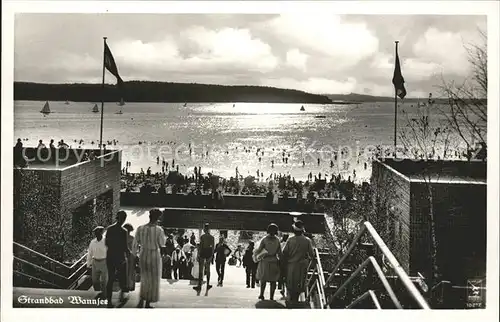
13, 265, 295, 309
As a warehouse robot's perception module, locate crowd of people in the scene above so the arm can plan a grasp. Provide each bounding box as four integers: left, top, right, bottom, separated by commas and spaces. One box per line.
13, 137, 115, 168
121, 164, 360, 202
86, 209, 316, 308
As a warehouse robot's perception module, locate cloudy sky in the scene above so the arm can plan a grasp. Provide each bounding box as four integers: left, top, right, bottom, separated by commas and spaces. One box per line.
14, 13, 486, 97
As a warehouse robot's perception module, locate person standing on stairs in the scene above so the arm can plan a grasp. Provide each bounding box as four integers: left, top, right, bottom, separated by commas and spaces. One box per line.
171, 247, 186, 280
233, 245, 243, 267
278, 234, 289, 299
214, 236, 232, 287
281, 220, 314, 306
165, 234, 175, 257
243, 241, 257, 288
254, 223, 282, 301
190, 232, 196, 245
87, 226, 108, 299
193, 223, 215, 295
123, 223, 137, 292
105, 211, 131, 308
133, 209, 167, 308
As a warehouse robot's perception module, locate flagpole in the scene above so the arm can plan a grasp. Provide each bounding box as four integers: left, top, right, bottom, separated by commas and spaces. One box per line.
99, 37, 107, 149
394, 40, 399, 157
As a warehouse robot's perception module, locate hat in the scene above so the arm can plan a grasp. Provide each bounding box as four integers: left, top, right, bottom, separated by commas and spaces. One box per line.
267, 223, 279, 234
93, 226, 105, 232
292, 220, 305, 232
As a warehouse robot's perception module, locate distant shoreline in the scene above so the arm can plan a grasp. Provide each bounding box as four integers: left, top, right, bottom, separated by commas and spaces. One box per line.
15, 81, 458, 105
14, 81, 332, 104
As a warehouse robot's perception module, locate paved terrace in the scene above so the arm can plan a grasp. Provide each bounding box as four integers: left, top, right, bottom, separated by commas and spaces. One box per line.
118, 206, 326, 234
13, 147, 120, 171
13, 264, 305, 308
380, 158, 487, 184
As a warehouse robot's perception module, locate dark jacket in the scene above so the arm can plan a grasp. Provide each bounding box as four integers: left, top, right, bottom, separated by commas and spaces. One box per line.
214, 243, 232, 263
243, 248, 257, 269
105, 223, 129, 261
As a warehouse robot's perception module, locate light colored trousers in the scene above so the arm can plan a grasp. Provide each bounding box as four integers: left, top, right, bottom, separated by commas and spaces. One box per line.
92, 258, 108, 294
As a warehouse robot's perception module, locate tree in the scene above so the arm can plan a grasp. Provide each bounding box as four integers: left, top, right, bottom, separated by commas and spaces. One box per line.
326, 183, 374, 259
438, 29, 487, 157
397, 29, 487, 286
399, 95, 451, 285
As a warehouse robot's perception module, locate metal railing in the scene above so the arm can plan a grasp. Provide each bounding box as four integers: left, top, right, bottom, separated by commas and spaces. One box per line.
305, 248, 328, 308
347, 290, 382, 309
13, 270, 61, 289
306, 221, 430, 309
13, 242, 89, 289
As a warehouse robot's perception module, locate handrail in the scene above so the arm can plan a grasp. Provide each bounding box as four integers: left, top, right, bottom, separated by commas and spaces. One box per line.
313, 248, 327, 308
14, 242, 72, 269
13, 270, 61, 288
324, 221, 430, 309
305, 248, 328, 309
66, 263, 90, 289
328, 256, 402, 309
314, 248, 327, 290
14, 241, 88, 270
67, 262, 89, 280
347, 290, 382, 309
325, 223, 366, 286
315, 279, 325, 308
14, 256, 68, 280
364, 222, 430, 309
71, 253, 89, 269
14, 255, 89, 289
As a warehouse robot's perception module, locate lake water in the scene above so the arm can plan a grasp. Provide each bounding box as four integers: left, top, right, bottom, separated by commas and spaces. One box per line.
13, 100, 456, 182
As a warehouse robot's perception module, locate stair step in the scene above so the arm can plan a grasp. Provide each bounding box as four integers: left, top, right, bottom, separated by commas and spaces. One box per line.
323, 286, 338, 297
13, 266, 290, 308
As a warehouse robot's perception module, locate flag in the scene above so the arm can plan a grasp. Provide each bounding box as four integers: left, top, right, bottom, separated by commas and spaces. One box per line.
104, 42, 123, 87
392, 46, 406, 99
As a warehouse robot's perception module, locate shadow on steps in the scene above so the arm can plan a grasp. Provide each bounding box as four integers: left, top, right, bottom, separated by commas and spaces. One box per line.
255, 300, 286, 309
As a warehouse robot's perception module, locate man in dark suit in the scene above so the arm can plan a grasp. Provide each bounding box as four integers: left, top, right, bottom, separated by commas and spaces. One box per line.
105, 210, 130, 308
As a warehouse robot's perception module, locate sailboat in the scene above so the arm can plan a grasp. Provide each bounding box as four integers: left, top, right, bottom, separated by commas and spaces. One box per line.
92, 104, 99, 113
40, 101, 51, 116
300, 105, 305, 111
115, 97, 125, 114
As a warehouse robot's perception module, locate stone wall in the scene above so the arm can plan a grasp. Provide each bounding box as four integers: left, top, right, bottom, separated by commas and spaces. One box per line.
371, 159, 487, 284
13, 150, 122, 262
162, 208, 327, 234
370, 160, 412, 273
120, 191, 347, 213
14, 168, 63, 259
59, 151, 121, 260
410, 182, 487, 284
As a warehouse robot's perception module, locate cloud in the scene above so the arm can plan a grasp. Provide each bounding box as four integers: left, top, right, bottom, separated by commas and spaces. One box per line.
263, 14, 379, 71
413, 27, 472, 76
370, 52, 443, 83
285, 49, 308, 71
113, 38, 180, 70
111, 26, 279, 78
13, 14, 485, 97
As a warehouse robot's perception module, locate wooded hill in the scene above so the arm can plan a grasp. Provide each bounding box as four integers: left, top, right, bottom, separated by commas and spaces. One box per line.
14, 81, 333, 104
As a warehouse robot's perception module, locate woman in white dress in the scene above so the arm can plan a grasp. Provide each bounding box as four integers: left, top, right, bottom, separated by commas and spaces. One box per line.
132, 209, 166, 308
191, 245, 200, 282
